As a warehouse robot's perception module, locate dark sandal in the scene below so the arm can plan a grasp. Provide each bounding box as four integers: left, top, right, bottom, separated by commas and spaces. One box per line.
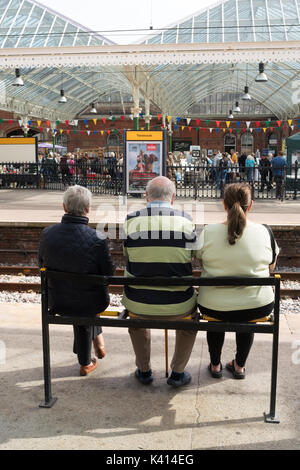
226, 359, 245, 379
208, 363, 223, 379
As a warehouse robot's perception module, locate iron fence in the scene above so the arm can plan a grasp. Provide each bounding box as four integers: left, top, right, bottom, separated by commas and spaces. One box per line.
0, 161, 299, 200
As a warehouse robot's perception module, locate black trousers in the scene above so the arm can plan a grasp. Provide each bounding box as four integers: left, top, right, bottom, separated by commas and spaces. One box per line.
73, 325, 102, 366
199, 302, 274, 368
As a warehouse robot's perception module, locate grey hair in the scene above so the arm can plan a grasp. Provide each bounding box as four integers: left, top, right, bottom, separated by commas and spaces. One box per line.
146, 176, 175, 202
63, 185, 92, 216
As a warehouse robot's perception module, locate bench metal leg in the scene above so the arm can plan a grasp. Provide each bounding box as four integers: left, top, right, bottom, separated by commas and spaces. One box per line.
264, 283, 280, 424
39, 318, 57, 408
40, 271, 57, 408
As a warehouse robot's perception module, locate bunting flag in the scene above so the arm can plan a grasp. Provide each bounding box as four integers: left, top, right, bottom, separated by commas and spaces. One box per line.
246, 121, 251, 128
209, 128, 213, 133
263, 128, 266, 133
121, 115, 124, 121
216, 128, 219, 133
73, 120, 78, 126
102, 117, 106, 124
256, 121, 260, 128
216, 121, 220, 127
288, 119, 293, 127
174, 125, 178, 130
188, 126, 192, 132
196, 119, 200, 126
28, 120, 32, 126
66, 130, 70, 135
18, 120, 23, 127
8, 119, 12, 125
93, 119, 97, 125
65, 120, 69, 127
250, 128, 253, 133
256, 128, 260, 133
223, 128, 226, 132
186, 118, 191, 125
167, 115, 172, 123
107, 130, 111, 135
266, 121, 270, 127
59, 129, 63, 134
206, 120, 210, 126
229, 129, 233, 133
277, 120, 282, 127
87, 131, 90, 136
56, 120, 60, 126
226, 121, 230, 128
37, 120, 41, 127
181, 126, 185, 131
101, 130, 104, 135
46, 120, 51, 127
83, 119, 88, 125
270, 127, 273, 131
291, 125, 294, 130
176, 117, 181, 124
236, 121, 240, 128
157, 113, 162, 121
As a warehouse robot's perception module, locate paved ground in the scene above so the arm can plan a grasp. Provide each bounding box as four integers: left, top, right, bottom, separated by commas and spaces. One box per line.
0, 189, 299, 450
0, 303, 299, 450
0, 189, 300, 225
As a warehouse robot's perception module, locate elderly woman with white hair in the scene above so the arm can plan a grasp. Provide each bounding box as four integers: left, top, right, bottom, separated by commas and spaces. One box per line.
38, 185, 114, 376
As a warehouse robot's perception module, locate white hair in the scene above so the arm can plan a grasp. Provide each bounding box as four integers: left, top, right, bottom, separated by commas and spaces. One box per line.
146, 176, 175, 202
63, 185, 92, 216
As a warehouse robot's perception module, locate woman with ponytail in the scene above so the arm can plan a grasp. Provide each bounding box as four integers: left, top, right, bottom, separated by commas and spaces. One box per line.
196, 183, 279, 379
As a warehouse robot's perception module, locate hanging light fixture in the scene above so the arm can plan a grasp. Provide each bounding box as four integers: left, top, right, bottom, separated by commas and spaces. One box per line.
228, 110, 234, 119
242, 85, 251, 100
233, 101, 241, 113
242, 64, 251, 100
13, 68, 24, 86
255, 62, 268, 82
59, 89, 67, 103
90, 103, 97, 114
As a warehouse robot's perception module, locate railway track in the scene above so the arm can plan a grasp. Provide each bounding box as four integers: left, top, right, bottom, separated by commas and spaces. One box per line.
1, 266, 299, 298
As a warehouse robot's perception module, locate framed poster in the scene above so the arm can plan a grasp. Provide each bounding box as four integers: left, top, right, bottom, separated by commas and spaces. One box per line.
125, 131, 164, 194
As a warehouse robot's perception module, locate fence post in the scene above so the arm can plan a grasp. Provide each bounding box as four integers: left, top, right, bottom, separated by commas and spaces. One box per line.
294, 161, 298, 200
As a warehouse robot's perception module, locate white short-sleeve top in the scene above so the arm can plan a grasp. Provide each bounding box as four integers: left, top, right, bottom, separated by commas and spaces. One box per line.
196, 221, 280, 311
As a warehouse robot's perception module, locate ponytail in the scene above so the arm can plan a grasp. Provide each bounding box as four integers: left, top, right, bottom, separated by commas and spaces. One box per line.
224, 184, 252, 245
227, 202, 247, 245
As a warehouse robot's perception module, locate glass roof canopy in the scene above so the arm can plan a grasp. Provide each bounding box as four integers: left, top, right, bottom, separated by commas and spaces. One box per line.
1, 0, 300, 121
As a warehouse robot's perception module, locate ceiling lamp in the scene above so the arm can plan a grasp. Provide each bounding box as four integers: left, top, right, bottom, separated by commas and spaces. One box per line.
90, 103, 97, 114
228, 110, 234, 119
59, 89, 67, 103
242, 86, 251, 100
13, 68, 24, 86
255, 62, 268, 82
233, 101, 241, 113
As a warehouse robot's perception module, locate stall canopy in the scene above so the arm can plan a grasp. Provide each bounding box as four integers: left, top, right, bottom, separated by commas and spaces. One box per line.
1, 0, 300, 121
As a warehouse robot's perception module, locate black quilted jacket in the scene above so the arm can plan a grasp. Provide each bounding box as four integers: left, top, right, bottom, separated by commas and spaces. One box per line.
38, 214, 115, 316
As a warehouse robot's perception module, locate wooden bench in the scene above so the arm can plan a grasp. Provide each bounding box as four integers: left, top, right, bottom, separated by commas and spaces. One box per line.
39, 269, 281, 424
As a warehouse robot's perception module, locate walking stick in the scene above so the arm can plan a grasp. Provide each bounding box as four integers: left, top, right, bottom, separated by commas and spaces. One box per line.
165, 329, 169, 378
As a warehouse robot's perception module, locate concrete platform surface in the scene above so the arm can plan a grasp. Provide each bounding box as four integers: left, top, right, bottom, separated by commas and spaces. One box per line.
0, 303, 299, 450
0, 189, 300, 225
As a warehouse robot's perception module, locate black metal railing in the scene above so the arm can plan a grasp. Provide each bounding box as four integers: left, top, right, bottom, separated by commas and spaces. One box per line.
0, 161, 298, 200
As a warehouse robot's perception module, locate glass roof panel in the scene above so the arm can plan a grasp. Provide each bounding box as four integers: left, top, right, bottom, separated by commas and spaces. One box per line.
281, 0, 299, 40
208, 4, 223, 43
60, 23, 77, 47
223, 0, 238, 42
193, 11, 207, 43
178, 19, 192, 44
238, 0, 254, 42
252, 0, 270, 41
267, 0, 286, 41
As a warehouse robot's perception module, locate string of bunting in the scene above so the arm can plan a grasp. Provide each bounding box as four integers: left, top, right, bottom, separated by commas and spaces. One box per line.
0, 116, 298, 135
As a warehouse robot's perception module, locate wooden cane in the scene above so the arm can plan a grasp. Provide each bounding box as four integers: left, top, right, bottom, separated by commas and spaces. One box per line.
165, 329, 169, 378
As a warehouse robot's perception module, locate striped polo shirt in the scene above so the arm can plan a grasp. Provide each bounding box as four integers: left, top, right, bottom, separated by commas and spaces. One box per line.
122, 201, 197, 316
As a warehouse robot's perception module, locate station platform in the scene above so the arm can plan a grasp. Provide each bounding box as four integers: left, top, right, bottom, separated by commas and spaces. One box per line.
0, 303, 299, 450
0, 189, 300, 226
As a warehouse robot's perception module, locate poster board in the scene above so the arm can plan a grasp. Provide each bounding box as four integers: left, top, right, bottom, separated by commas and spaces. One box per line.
0, 137, 38, 163
125, 131, 165, 194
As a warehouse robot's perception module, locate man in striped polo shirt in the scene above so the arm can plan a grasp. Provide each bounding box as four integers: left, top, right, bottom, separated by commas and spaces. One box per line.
122, 176, 198, 388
